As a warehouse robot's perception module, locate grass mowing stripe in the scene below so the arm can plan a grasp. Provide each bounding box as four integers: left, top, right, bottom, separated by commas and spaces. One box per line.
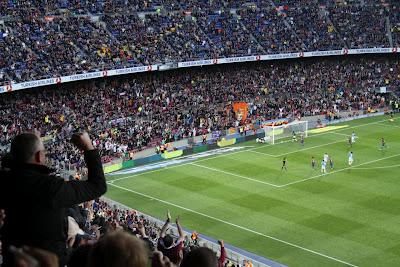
279, 153, 400, 187
249, 150, 276, 157
109, 162, 188, 183
271, 138, 346, 158
189, 162, 280, 187
352, 164, 400, 170
377, 122, 400, 129
107, 182, 360, 267
109, 116, 395, 184
331, 132, 350, 137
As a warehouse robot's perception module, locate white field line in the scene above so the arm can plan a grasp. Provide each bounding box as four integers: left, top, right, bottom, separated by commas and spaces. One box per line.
189, 163, 280, 188
330, 132, 350, 137
377, 121, 400, 129
249, 150, 277, 157
352, 164, 400, 170
279, 153, 400, 187
109, 162, 191, 183
251, 139, 346, 158
107, 182, 359, 267
109, 117, 396, 183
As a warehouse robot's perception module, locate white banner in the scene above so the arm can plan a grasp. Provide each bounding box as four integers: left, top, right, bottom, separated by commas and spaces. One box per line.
108, 65, 155, 76
219, 55, 261, 64
178, 59, 216, 68
0, 65, 157, 93
1, 47, 399, 94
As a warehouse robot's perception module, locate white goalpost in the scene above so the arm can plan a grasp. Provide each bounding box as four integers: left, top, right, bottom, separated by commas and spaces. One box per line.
261, 120, 308, 144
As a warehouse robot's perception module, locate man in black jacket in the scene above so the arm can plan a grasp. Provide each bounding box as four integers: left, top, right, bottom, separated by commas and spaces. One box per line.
0, 131, 107, 266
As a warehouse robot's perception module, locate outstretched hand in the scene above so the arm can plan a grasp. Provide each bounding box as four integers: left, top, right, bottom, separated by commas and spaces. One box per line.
167, 210, 171, 222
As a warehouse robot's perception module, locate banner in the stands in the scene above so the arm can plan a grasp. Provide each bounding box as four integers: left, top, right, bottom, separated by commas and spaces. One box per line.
160, 150, 183, 159
232, 102, 249, 122
1, 65, 157, 93
103, 163, 123, 174
261, 118, 289, 127
217, 138, 236, 147
1, 47, 399, 93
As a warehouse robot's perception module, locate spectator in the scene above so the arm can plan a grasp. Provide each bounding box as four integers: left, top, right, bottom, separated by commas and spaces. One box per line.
87, 230, 148, 267
0, 56, 398, 172
157, 211, 185, 265
9, 246, 59, 267
0, 0, 396, 83
0, 132, 106, 266
180, 240, 226, 267
152, 251, 177, 267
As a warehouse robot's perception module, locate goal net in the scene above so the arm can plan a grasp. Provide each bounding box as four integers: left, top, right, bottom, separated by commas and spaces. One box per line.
262, 120, 308, 145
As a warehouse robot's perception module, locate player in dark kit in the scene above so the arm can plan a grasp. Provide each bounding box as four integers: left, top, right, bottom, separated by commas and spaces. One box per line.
300, 134, 304, 146
311, 156, 316, 169
380, 137, 387, 150
282, 157, 287, 171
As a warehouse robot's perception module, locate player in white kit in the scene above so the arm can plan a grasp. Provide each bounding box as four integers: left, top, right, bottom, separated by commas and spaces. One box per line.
348, 151, 354, 166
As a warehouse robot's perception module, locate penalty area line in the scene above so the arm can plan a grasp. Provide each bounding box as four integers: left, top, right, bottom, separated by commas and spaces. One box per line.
189, 162, 280, 188
279, 153, 400, 187
352, 164, 400, 170
108, 183, 359, 267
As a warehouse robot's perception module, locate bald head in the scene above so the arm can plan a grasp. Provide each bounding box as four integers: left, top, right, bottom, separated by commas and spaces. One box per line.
11, 133, 45, 165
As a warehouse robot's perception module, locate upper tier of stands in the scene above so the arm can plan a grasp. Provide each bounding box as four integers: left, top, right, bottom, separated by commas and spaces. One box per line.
0, 0, 399, 83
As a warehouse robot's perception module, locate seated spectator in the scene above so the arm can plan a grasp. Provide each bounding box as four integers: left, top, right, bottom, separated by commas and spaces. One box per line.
9, 246, 59, 267
180, 240, 226, 267
87, 230, 148, 267
0, 131, 106, 266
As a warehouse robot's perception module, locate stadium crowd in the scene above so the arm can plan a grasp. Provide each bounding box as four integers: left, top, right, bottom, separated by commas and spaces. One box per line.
0, 131, 231, 267
0, 56, 398, 170
0, 1, 399, 266
0, 0, 398, 83
0, 199, 231, 267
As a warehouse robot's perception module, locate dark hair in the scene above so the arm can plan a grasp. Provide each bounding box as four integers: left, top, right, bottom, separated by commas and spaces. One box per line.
87, 230, 148, 267
10, 133, 41, 164
68, 244, 92, 267
163, 235, 173, 247
180, 247, 218, 267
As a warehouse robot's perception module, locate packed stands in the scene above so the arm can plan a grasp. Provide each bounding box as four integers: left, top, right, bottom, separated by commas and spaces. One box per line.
0, 0, 399, 83
0, 56, 398, 171
0, 1, 400, 267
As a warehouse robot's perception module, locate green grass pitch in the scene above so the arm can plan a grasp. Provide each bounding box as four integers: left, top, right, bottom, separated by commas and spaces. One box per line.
106, 114, 400, 267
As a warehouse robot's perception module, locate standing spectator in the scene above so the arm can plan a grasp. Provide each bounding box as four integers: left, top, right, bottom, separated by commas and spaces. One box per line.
0, 131, 107, 266
157, 211, 185, 266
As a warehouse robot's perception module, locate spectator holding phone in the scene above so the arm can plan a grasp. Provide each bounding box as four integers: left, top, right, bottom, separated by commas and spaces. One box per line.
0, 131, 106, 266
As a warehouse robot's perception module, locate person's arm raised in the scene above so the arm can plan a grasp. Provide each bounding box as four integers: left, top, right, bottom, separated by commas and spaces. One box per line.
49, 132, 107, 208
160, 210, 171, 238
175, 216, 185, 243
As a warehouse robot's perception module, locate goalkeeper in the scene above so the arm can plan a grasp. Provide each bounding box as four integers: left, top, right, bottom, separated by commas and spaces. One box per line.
292, 131, 297, 142
256, 136, 269, 144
